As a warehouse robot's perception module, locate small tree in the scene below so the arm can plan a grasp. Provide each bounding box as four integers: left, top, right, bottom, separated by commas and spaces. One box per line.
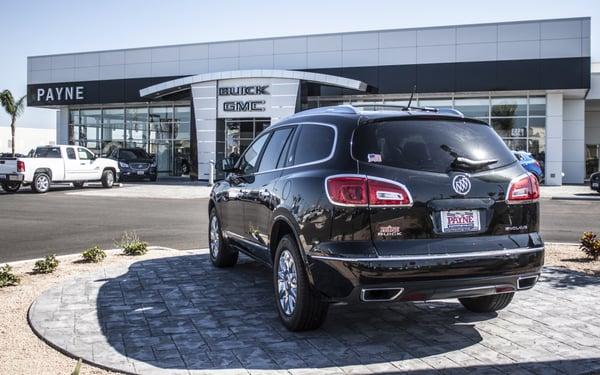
0, 90, 26, 156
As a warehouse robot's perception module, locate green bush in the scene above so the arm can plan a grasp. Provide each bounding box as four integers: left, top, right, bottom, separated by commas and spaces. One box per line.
0, 264, 20, 287
81, 246, 107, 263
118, 232, 148, 256
580, 232, 600, 260
33, 254, 59, 274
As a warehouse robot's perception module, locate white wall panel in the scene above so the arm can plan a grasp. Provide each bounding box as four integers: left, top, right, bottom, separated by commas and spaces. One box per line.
456, 25, 497, 44
307, 35, 342, 52
541, 19, 581, 39
179, 59, 209, 75
151, 61, 179, 76
274, 37, 307, 54
417, 45, 455, 64
125, 49, 151, 64
75, 53, 99, 68
74, 66, 99, 81
51, 68, 74, 82
379, 30, 416, 48
307, 51, 342, 68
417, 27, 456, 46
456, 43, 497, 62
342, 49, 378, 67
498, 22, 540, 42
151, 46, 179, 62
30, 56, 52, 71
99, 64, 125, 80
274, 53, 307, 69
125, 63, 151, 78
378, 47, 417, 65
497, 41, 540, 60
51, 55, 75, 69
541, 38, 582, 58
99, 51, 125, 66
209, 42, 239, 58
179, 44, 209, 60
342, 32, 378, 50
239, 40, 273, 56
239, 55, 274, 70
208, 57, 239, 72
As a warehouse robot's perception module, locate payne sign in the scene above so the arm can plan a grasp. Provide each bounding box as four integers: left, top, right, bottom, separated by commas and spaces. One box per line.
37, 86, 84, 102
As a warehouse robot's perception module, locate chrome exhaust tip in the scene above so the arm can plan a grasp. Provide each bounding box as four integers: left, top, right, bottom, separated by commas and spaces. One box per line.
361, 287, 404, 302
517, 275, 539, 290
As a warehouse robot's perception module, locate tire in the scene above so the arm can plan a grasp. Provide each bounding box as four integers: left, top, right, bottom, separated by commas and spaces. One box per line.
1, 181, 21, 193
150, 175, 158, 182
73, 181, 85, 188
31, 173, 51, 193
459, 292, 515, 313
208, 208, 238, 267
101, 169, 115, 188
274, 235, 329, 331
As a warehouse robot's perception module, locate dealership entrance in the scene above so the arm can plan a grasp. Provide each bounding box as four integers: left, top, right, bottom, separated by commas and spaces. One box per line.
223, 118, 270, 158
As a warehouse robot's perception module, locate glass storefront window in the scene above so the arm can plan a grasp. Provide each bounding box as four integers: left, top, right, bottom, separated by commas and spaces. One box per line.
528, 117, 546, 138
505, 138, 528, 152
454, 98, 489, 118
417, 98, 453, 108
529, 97, 546, 116
126, 108, 148, 144
102, 108, 124, 155
173, 106, 190, 140
491, 97, 527, 117
491, 117, 527, 138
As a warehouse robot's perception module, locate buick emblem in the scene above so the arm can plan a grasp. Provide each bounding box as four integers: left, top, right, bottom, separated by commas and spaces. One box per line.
452, 175, 471, 195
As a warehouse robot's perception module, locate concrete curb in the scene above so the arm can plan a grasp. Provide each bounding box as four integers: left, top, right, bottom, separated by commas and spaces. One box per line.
550, 196, 600, 201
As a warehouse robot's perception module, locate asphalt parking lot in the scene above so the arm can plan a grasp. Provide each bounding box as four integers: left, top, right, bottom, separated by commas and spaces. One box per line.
0, 183, 599, 262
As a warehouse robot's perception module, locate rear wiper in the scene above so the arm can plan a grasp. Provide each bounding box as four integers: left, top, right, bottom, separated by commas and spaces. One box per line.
440, 144, 498, 169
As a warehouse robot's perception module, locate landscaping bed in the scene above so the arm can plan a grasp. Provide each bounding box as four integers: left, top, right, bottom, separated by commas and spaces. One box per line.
544, 242, 600, 276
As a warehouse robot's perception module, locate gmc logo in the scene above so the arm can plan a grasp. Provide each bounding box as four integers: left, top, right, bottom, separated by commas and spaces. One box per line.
223, 100, 266, 112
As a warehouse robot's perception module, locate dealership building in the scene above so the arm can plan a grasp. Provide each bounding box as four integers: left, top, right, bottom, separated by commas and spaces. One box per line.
27, 17, 598, 185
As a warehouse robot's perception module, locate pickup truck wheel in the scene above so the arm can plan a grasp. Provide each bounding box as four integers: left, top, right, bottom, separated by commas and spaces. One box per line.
31, 173, 51, 193
73, 181, 85, 188
459, 292, 515, 313
274, 235, 329, 331
209, 208, 238, 267
1, 181, 21, 193
101, 170, 114, 188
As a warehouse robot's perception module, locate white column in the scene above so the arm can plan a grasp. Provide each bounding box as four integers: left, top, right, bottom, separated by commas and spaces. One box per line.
56, 107, 69, 144
545, 93, 563, 186
191, 81, 217, 181
562, 99, 585, 184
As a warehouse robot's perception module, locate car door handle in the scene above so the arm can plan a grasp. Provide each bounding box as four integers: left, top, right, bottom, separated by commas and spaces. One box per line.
80, 162, 86, 165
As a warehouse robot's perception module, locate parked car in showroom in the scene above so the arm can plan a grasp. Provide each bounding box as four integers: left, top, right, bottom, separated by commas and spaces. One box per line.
208, 105, 543, 331
513, 150, 544, 182
590, 172, 600, 193
0, 145, 118, 193
107, 147, 157, 181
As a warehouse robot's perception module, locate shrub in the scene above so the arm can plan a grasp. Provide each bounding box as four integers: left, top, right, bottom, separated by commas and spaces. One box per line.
0, 264, 20, 287
580, 232, 600, 260
81, 246, 107, 263
118, 232, 148, 256
33, 254, 59, 274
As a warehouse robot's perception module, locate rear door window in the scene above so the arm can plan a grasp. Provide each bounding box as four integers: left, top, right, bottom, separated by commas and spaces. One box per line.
290, 124, 335, 166
258, 127, 294, 173
352, 119, 516, 173
66, 148, 76, 160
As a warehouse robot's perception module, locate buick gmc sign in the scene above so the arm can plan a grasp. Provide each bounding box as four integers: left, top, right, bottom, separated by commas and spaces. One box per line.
219, 84, 270, 113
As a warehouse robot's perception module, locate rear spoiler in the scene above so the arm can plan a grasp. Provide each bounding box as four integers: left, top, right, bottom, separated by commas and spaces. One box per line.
358, 115, 489, 127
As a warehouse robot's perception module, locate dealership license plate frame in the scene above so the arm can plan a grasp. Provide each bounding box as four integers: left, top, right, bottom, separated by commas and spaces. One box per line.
136, 171, 145, 175
440, 210, 481, 233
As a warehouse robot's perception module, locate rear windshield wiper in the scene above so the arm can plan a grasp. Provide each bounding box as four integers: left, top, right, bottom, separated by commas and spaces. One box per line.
440, 144, 498, 170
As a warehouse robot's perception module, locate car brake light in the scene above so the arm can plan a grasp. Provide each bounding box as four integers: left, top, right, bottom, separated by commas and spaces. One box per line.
326, 175, 412, 207
17, 160, 25, 172
507, 173, 540, 203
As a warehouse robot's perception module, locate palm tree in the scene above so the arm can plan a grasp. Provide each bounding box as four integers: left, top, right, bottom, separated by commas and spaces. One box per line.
0, 90, 26, 156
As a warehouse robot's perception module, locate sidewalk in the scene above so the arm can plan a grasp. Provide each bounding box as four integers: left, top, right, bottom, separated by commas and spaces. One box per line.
541, 185, 600, 201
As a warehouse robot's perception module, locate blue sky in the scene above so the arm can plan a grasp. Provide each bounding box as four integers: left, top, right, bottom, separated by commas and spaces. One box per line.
1, 0, 598, 130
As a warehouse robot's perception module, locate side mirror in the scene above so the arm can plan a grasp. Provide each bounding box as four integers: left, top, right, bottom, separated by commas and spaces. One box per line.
217, 157, 236, 173
93, 153, 99, 160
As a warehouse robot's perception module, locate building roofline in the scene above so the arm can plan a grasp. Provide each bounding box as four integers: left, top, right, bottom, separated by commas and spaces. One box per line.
28, 16, 591, 59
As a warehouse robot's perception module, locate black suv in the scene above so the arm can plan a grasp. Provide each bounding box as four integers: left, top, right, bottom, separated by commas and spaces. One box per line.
108, 147, 157, 181
209, 105, 543, 331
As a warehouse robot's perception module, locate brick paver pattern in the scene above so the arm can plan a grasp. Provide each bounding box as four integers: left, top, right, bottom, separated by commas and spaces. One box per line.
29, 251, 600, 374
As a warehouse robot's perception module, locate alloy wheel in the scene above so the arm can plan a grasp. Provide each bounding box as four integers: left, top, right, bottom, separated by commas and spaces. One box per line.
36, 175, 49, 192
277, 249, 298, 316
209, 215, 220, 258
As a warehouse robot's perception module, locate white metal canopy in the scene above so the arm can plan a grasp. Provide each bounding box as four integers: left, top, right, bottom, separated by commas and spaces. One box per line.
139, 69, 368, 98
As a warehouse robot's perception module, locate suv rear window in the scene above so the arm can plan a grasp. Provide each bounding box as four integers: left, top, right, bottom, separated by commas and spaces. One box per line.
352, 119, 516, 173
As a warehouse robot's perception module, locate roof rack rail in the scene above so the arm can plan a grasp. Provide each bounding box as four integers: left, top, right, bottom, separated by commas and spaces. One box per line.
297, 105, 359, 115
296, 104, 464, 118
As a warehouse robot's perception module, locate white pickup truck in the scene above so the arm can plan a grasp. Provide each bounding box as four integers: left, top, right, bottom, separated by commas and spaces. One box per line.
0, 145, 119, 193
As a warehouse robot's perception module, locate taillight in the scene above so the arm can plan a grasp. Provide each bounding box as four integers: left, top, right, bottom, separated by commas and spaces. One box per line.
507, 173, 540, 203
325, 175, 412, 207
17, 160, 25, 172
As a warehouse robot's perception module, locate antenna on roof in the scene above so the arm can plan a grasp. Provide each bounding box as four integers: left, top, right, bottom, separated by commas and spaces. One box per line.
404, 85, 416, 110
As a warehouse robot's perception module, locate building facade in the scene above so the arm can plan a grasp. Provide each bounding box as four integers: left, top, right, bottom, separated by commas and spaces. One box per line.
27, 17, 595, 185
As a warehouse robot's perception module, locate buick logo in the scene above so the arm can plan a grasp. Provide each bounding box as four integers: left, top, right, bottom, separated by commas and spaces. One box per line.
452, 175, 471, 195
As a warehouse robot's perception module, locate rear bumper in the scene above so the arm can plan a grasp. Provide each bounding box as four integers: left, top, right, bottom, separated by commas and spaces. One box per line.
0, 173, 24, 182
307, 246, 544, 303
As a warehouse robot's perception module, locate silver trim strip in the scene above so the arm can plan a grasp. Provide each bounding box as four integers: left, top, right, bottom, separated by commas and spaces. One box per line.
310, 246, 544, 262
360, 287, 404, 302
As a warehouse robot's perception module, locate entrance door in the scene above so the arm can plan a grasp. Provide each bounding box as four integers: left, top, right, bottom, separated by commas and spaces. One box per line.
224, 118, 270, 160
586, 145, 600, 178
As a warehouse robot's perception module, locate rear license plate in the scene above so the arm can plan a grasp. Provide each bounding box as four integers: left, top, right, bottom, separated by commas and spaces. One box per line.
137, 171, 145, 175
593, 183, 599, 188
8, 175, 20, 181
441, 210, 481, 233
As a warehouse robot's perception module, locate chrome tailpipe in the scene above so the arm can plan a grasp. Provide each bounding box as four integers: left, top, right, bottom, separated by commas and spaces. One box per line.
517, 275, 539, 290
360, 287, 404, 302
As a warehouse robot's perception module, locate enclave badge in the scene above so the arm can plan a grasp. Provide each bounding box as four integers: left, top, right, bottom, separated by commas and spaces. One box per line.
452, 175, 471, 195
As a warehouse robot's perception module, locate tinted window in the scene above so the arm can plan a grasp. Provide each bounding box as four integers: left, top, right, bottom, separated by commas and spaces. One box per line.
34, 147, 61, 158
292, 124, 335, 165
78, 148, 94, 160
66, 148, 76, 160
258, 128, 294, 172
237, 134, 268, 175
352, 120, 516, 173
